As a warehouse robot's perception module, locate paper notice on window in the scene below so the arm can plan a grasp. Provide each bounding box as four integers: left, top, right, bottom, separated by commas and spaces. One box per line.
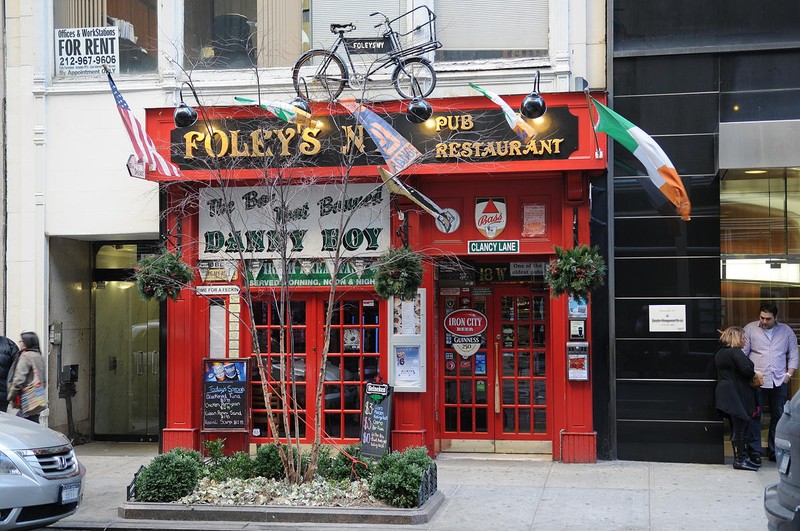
648, 305, 686, 332
395, 345, 420, 382
522, 203, 546, 237
401, 300, 417, 335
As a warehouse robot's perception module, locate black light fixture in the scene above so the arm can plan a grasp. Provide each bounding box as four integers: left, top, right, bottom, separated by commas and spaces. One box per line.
173, 82, 200, 128
406, 97, 432, 123
520, 70, 546, 119
289, 96, 311, 114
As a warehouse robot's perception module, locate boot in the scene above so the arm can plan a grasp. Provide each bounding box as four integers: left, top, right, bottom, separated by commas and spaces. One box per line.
733, 441, 759, 471
745, 443, 762, 466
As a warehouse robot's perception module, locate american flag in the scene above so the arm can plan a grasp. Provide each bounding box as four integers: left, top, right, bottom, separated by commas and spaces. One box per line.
107, 72, 182, 178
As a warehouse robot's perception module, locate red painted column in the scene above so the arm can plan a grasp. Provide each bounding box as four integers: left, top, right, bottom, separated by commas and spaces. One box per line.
560, 175, 596, 462
162, 190, 202, 452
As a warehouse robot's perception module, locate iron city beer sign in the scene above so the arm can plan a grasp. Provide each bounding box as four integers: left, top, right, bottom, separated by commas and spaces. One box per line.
171, 107, 578, 170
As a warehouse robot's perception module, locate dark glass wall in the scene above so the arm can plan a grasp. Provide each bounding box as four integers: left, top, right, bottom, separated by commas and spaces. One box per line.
607, 3, 800, 462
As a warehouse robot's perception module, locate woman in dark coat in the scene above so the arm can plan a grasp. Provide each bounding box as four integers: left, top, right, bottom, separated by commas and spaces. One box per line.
715, 326, 761, 471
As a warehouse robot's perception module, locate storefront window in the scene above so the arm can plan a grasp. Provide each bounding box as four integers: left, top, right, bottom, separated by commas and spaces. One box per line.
54, 0, 158, 74
720, 168, 800, 331
184, 0, 303, 69
434, 0, 548, 61
250, 295, 381, 442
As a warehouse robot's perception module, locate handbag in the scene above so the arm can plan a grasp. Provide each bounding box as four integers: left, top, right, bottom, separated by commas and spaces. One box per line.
751, 372, 764, 388
20, 364, 46, 416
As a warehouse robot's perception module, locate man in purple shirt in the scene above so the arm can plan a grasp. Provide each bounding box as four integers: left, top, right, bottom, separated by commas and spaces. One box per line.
743, 303, 799, 462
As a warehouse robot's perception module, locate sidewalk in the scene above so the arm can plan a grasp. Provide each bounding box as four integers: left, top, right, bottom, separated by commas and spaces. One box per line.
52, 442, 771, 530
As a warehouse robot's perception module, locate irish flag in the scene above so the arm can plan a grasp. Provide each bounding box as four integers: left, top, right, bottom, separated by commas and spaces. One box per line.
590, 97, 691, 221
234, 96, 315, 127
470, 83, 536, 144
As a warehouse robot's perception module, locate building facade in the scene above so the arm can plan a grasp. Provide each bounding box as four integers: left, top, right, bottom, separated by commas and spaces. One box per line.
6, 0, 610, 460
605, 0, 800, 462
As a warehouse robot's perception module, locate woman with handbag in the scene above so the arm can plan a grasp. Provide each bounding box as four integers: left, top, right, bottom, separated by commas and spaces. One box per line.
715, 326, 762, 471
7, 331, 47, 423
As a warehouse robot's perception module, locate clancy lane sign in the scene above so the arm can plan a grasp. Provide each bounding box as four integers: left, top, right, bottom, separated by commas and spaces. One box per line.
467, 240, 520, 254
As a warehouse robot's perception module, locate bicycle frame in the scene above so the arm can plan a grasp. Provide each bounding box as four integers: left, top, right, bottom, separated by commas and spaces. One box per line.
326, 29, 405, 84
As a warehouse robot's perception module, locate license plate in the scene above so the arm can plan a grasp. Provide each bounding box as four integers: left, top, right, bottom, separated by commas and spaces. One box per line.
780, 453, 791, 475
60, 483, 80, 504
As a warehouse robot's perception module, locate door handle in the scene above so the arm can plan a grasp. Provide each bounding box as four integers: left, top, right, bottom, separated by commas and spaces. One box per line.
150, 351, 158, 375
134, 351, 144, 375
494, 342, 500, 414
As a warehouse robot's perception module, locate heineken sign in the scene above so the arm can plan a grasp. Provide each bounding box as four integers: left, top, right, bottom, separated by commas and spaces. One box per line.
199, 184, 390, 260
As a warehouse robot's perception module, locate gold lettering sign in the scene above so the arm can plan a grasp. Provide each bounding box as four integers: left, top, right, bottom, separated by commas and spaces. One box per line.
434, 138, 565, 159
183, 126, 322, 159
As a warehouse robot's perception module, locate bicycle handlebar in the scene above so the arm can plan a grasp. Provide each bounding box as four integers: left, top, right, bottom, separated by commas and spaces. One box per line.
370, 11, 389, 28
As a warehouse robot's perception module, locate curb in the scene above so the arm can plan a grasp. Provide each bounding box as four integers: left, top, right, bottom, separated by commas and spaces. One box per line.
108, 490, 443, 527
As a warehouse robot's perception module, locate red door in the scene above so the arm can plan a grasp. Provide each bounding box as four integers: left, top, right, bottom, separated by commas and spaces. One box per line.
440, 287, 550, 444
248, 292, 385, 443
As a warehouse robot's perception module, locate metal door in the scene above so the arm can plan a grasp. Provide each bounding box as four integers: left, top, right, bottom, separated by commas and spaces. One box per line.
94, 281, 160, 440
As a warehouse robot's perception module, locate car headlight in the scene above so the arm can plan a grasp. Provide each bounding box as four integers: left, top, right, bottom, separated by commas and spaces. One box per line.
0, 450, 21, 475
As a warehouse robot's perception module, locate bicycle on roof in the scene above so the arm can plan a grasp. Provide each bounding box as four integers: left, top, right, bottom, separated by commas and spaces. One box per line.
292, 6, 442, 102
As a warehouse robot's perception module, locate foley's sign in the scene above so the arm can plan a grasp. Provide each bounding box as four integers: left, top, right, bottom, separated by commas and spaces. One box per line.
199, 184, 390, 260
55, 26, 119, 77
171, 107, 580, 171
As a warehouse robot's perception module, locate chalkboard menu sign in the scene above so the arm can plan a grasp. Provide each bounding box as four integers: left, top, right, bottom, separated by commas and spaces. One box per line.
202, 358, 250, 432
360, 382, 393, 459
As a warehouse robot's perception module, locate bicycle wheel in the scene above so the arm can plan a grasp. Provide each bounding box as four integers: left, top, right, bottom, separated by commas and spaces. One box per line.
392, 57, 436, 100
292, 50, 347, 102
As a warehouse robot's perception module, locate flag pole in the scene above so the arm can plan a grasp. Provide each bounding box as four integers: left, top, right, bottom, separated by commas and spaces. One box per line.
581, 81, 603, 159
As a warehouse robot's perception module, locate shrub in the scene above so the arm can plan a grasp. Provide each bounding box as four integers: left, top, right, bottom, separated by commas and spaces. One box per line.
369, 447, 432, 508
134, 448, 202, 502
254, 443, 289, 479
318, 444, 372, 482
206, 450, 257, 482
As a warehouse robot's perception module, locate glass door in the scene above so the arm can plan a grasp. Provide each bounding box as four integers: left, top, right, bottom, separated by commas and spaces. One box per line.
93, 243, 161, 441
493, 288, 548, 439
440, 287, 549, 441
249, 293, 384, 444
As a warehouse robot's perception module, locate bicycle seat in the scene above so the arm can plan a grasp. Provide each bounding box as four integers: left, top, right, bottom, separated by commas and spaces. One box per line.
330, 23, 356, 33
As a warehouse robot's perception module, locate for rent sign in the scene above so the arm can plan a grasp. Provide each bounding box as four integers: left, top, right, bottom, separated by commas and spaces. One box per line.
55, 26, 119, 77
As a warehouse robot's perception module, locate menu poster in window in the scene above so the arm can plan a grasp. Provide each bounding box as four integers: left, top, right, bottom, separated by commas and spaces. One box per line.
202, 358, 249, 432
394, 345, 420, 382
361, 383, 393, 459
393, 294, 422, 335
521, 203, 546, 237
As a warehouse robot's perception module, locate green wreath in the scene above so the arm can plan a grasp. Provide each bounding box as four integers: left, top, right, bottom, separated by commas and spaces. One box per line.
134, 251, 194, 302
373, 247, 424, 301
544, 244, 606, 302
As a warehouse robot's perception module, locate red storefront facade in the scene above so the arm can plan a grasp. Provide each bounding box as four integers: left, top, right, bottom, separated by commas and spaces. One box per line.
146, 91, 606, 460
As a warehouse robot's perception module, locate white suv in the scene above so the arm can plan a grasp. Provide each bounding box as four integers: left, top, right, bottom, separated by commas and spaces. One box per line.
0, 412, 85, 530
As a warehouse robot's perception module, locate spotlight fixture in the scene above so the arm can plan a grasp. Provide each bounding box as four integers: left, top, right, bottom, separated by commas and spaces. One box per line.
173, 82, 200, 128
520, 70, 547, 119
406, 98, 432, 123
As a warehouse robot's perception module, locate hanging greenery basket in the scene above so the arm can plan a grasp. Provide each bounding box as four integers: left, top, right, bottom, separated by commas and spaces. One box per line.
134, 251, 194, 302
373, 247, 424, 301
544, 244, 607, 302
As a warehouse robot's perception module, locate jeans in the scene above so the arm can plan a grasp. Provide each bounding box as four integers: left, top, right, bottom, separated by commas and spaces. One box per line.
748, 382, 789, 456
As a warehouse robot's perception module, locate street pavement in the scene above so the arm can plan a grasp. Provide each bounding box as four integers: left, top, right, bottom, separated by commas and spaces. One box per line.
50, 442, 772, 530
